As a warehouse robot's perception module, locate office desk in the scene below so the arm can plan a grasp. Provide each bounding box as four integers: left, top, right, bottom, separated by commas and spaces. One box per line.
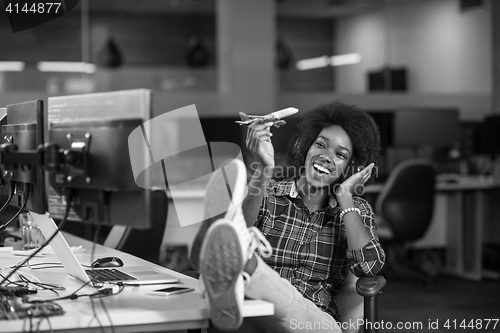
365, 176, 500, 281
0, 232, 274, 332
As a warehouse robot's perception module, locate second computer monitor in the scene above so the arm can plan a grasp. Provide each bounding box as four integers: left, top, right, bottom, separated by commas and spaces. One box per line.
46, 89, 153, 229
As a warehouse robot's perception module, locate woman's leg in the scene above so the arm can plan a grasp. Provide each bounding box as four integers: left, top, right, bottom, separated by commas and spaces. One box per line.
244, 256, 342, 333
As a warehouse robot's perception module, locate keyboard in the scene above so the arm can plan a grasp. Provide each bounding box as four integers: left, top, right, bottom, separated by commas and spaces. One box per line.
85, 268, 137, 283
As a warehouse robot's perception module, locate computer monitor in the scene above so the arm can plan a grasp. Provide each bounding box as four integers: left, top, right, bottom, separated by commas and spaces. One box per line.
366, 110, 394, 151
482, 114, 500, 156
393, 108, 460, 147
46, 89, 153, 229
0, 100, 47, 214
198, 117, 246, 146
0, 108, 7, 196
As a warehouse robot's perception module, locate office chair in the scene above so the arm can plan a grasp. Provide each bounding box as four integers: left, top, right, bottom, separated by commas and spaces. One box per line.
104, 189, 168, 264
336, 273, 386, 333
375, 159, 437, 286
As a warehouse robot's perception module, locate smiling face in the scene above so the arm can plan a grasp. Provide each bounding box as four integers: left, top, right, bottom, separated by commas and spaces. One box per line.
303, 125, 353, 188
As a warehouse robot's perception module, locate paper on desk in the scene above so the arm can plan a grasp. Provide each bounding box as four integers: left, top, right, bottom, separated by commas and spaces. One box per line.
0, 246, 14, 253
11, 245, 86, 257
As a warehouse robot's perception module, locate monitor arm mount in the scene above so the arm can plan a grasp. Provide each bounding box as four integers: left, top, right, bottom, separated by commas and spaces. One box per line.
0, 135, 91, 185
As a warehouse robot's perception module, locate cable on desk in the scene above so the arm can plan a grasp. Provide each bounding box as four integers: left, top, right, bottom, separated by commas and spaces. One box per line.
9, 261, 92, 271
28, 283, 124, 333
0, 181, 15, 217
0, 183, 29, 232
18, 274, 65, 295
26, 281, 124, 304
89, 215, 116, 333
16, 262, 64, 270
98, 296, 116, 333
34, 311, 57, 333
90, 296, 106, 333
0, 188, 74, 288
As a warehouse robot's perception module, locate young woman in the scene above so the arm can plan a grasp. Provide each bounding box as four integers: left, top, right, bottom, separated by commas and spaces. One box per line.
199, 100, 385, 332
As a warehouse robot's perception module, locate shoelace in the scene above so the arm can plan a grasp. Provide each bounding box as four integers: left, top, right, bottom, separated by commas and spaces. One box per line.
241, 271, 252, 287
248, 227, 273, 258
231, 206, 272, 259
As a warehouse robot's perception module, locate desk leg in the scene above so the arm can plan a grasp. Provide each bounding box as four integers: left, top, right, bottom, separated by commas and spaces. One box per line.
478, 190, 500, 280
443, 190, 499, 281
471, 190, 484, 277
444, 191, 465, 276
442, 191, 482, 281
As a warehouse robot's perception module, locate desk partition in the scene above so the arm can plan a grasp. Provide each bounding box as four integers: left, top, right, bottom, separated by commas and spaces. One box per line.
364, 176, 500, 281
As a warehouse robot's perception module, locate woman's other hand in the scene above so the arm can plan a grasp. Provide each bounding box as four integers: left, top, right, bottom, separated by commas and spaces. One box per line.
336, 163, 375, 198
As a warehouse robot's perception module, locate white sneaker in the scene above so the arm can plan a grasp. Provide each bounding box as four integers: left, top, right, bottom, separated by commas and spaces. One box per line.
199, 159, 272, 331
203, 159, 272, 261
203, 158, 247, 223
199, 219, 245, 331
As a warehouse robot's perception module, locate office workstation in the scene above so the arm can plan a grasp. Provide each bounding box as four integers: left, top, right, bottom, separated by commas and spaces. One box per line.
0, 232, 273, 332
2, 0, 500, 331
0, 90, 274, 332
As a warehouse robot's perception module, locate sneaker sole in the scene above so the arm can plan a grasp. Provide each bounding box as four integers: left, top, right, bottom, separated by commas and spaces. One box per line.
200, 222, 244, 331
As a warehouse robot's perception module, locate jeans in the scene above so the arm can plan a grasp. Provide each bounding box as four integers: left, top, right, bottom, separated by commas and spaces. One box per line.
209, 256, 342, 333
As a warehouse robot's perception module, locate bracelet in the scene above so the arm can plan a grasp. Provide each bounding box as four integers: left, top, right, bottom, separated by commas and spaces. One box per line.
339, 207, 361, 221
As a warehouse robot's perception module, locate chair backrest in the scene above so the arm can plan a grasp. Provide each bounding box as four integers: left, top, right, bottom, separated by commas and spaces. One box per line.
104, 189, 168, 264
375, 159, 435, 242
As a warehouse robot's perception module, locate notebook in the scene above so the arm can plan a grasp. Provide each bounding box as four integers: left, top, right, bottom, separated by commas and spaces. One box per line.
31, 212, 180, 287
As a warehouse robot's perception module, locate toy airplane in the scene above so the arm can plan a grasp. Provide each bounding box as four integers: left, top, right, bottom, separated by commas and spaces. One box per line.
235, 107, 299, 128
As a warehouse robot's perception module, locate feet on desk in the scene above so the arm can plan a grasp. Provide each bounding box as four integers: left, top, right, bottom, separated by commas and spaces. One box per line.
200, 219, 271, 331
200, 220, 246, 331
189, 158, 247, 272
197, 159, 272, 331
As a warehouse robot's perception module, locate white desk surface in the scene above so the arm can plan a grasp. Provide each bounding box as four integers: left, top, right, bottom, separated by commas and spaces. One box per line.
168, 175, 500, 198
364, 175, 500, 194
0, 232, 274, 332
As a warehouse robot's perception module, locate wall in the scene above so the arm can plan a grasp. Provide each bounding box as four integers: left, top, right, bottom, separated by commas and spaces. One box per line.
277, 17, 334, 91
335, 0, 491, 94
0, 0, 495, 120
278, 91, 491, 121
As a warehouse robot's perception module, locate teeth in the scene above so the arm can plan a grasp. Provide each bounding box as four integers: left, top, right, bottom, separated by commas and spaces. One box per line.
313, 163, 330, 175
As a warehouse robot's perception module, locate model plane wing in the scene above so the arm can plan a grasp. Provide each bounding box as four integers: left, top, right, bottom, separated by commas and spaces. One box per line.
235, 107, 298, 127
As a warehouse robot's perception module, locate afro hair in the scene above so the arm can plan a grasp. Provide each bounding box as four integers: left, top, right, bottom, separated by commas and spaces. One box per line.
286, 100, 382, 183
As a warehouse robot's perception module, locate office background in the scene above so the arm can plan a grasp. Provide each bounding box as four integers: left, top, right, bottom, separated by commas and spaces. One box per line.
1, 0, 500, 331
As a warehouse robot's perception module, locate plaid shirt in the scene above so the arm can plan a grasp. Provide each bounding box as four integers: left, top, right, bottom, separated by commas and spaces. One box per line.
254, 177, 385, 322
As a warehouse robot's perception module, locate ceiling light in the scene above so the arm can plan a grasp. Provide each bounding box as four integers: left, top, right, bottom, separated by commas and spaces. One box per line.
296, 53, 361, 71
36, 61, 96, 73
296, 56, 331, 71
330, 53, 361, 66
0, 61, 25, 71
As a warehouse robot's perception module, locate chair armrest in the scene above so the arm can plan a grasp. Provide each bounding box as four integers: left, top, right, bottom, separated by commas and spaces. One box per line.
356, 276, 386, 333
356, 275, 386, 297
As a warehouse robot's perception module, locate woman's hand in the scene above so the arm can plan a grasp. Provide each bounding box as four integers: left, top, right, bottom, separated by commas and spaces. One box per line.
245, 120, 275, 169
335, 163, 375, 198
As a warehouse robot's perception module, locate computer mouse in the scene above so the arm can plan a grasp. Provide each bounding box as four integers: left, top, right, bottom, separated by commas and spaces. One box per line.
91, 256, 124, 268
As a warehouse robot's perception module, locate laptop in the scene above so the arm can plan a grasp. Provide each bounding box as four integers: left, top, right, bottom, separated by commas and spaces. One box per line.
31, 212, 180, 287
